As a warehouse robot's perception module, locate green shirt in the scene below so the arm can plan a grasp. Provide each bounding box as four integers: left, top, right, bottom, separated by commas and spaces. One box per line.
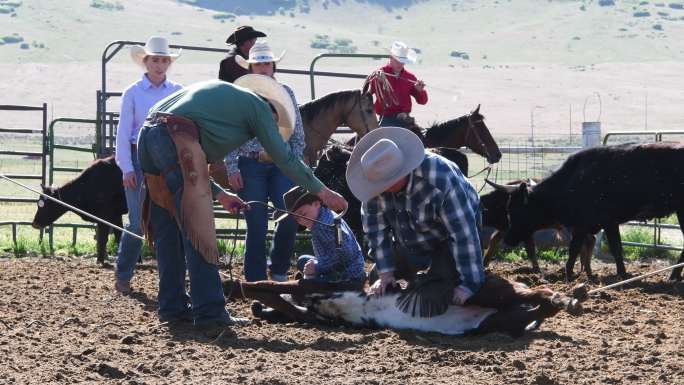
151, 80, 324, 193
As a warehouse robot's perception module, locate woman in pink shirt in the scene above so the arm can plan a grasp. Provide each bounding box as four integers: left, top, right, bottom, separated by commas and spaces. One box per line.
114, 37, 183, 294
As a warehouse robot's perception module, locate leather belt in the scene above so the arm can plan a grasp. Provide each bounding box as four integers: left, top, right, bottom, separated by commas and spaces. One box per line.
243, 150, 272, 163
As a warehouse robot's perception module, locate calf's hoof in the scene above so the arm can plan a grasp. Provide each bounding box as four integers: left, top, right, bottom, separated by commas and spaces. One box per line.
565, 298, 583, 316
571, 283, 589, 302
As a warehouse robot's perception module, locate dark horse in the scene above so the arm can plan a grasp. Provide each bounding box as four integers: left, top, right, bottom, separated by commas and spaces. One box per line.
399, 104, 502, 175
299, 89, 378, 164
314, 106, 502, 240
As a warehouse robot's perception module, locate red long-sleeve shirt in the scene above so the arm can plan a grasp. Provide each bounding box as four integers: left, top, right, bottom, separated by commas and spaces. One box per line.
369, 64, 428, 116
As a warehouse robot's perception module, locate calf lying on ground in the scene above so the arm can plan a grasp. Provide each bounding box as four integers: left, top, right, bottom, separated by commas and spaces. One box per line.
223, 276, 582, 337
480, 178, 595, 272
32, 156, 127, 264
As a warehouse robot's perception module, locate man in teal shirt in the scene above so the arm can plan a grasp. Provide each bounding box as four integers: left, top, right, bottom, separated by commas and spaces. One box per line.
137, 77, 347, 333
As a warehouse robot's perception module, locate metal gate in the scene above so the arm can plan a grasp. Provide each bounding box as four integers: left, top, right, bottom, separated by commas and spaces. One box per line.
0, 104, 48, 245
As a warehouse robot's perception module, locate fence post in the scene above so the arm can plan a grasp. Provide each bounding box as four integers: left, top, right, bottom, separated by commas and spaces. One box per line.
582, 93, 601, 148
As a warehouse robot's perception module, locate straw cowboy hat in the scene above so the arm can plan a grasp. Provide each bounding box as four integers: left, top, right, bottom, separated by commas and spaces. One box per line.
226, 25, 267, 45
235, 40, 285, 70
389, 41, 417, 65
273, 185, 320, 223
346, 126, 425, 202
234, 74, 295, 141
130, 37, 181, 68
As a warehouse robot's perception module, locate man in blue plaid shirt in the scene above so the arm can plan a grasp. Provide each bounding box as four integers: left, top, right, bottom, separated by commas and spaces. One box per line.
346, 126, 485, 305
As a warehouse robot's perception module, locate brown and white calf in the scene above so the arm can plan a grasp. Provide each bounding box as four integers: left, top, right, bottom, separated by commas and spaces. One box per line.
223, 276, 583, 337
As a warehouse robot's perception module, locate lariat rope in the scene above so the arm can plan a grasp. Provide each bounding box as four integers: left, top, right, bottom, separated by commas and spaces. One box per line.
0, 174, 144, 241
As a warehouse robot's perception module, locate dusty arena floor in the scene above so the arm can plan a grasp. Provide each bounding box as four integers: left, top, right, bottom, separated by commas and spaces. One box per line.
0, 258, 682, 385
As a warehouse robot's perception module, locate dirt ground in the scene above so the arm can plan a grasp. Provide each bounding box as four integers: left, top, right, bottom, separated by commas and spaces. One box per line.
0, 258, 682, 385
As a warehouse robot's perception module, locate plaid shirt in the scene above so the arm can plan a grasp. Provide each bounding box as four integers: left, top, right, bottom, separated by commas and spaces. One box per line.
225, 83, 305, 174
311, 207, 366, 282
361, 152, 485, 293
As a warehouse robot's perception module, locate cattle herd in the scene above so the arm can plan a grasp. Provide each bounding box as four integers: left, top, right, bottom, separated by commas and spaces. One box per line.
29, 109, 684, 336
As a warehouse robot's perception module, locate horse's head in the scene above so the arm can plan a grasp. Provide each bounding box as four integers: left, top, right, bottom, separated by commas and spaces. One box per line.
343, 90, 378, 139
423, 105, 502, 164
465, 105, 502, 164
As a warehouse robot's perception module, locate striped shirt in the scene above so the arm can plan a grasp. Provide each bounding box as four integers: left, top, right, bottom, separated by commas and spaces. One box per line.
115, 74, 182, 174
361, 152, 485, 294
311, 207, 366, 282
225, 83, 305, 174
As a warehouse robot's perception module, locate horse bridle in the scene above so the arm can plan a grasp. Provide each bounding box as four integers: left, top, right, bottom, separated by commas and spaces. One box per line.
343, 91, 373, 140
463, 113, 494, 164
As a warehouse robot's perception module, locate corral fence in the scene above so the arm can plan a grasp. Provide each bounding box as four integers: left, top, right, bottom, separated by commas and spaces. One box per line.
0, 44, 392, 253
0, 104, 48, 246
98, 42, 389, 242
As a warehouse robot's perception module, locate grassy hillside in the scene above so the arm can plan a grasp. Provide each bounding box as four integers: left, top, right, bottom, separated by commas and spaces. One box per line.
0, 0, 683, 64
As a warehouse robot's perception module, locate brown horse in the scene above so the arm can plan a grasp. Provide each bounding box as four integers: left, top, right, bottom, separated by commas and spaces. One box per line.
299, 89, 378, 164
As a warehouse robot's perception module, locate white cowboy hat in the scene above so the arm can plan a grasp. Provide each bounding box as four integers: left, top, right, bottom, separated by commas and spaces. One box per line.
235, 40, 285, 70
130, 36, 181, 68
389, 41, 417, 65
346, 126, 425, 202
234, 74, 295, 141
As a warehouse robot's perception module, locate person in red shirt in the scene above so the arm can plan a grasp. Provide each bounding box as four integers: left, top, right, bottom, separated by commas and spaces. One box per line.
365, 41, 428, 127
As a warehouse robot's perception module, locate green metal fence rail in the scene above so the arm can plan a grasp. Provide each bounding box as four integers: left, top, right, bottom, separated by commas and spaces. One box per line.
46, 117, 100, 253
0, 103, 48, 243
307, 53, 390, 99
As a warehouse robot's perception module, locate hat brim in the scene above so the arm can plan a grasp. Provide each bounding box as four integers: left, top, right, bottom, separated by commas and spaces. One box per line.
346, 126, 425, 203
234, 74, 295, 142
226, 30, 267, 45
235, 50, 285, 70
273, 194, 319, 223
390, 51, 417, 64
130, 45, 181, 68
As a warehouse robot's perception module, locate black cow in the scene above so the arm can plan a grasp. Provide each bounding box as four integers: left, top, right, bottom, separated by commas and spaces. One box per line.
480, 178, 595, 272
489, 142, 684, 281
32, 156, 127, 264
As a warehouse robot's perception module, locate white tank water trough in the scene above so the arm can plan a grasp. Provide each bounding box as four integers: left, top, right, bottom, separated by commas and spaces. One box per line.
582, 92, 602, 148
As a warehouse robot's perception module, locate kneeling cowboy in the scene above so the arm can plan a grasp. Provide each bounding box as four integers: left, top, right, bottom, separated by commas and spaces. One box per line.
137, 75, 347, 329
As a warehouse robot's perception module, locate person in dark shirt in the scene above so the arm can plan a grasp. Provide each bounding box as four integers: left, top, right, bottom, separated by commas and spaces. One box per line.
218, 25, 266, 83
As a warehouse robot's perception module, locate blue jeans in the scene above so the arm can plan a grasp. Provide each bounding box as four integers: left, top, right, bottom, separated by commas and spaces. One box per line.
137, 123, 230, 325
115, 151, 143, 282
237, 157, 297, 282
379, 115, 408, 128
